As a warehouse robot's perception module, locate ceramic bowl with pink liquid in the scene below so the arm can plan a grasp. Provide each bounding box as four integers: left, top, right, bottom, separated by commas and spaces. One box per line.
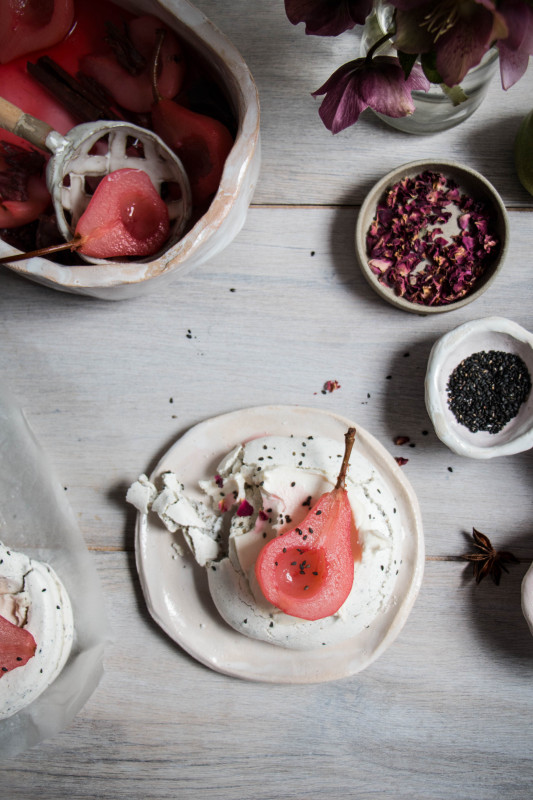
0, 0, 261, 300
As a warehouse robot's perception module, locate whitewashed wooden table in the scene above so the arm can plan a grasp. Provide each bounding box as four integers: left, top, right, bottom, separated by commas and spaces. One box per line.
2, 2, 533, 798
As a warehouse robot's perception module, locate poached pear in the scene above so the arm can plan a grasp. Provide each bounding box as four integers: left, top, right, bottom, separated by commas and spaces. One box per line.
255, 427, 358, 621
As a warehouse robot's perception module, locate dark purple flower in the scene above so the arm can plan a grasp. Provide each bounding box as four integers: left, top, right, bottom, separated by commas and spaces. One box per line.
392, 0, 508, 86
312, 56, 430, 133
284, 0, 372, 36
497, 0, 533, 88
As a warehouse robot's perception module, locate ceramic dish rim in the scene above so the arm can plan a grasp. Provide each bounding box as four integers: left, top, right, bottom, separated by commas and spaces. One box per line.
134, 404, 425, 684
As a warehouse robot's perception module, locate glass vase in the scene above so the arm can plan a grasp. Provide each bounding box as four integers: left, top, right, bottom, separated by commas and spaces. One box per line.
359, 2, 499, 135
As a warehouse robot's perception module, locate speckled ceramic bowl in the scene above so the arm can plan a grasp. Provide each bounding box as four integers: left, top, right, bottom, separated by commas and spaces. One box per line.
355, 160, 508, 315
425, 317, 533, 458
0, 0, 260, 300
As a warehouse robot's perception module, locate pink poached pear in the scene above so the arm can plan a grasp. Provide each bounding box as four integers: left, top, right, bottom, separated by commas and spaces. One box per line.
75, 168, 169, 258
149, 30, 234, 211
79, 15, 185, 114
0, 142, 50, 228
0, 167, 170, 263
0, 0, 74, 65
0, 614, 37, 676
255, 427, 359, 621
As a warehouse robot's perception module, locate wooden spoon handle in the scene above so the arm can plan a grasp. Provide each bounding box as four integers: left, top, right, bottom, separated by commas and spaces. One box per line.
0, 97, 54, 151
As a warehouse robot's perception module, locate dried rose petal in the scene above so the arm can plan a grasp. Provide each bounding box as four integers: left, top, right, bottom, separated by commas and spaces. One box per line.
322, 379, 341, 393
365, 170, 499, 306
236, 499, 254, 517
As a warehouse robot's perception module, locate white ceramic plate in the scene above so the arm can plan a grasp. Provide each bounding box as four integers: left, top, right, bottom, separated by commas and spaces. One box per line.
135, 405, 424, 683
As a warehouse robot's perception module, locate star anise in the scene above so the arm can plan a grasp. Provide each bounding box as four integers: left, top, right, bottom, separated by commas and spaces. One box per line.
462, 528, 519, 585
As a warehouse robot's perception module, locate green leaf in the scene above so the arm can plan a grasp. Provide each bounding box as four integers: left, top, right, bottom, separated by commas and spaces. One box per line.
397, 50, 417, 80
420, 52, 442, 84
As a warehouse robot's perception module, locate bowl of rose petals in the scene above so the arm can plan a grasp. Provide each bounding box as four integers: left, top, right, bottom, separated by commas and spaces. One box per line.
355, 160, 508, 314
0, 0, 260, 299
425, 316, 533, 459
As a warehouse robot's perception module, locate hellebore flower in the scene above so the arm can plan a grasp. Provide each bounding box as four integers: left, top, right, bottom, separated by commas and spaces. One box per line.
497, 0, 533, 88
284, 0, 373, 36
392, 0, 508, 86
312, 56, 430, 133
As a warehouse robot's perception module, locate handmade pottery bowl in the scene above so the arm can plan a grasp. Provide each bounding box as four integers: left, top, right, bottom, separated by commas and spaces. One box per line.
0, 0, 261, 300
521, 561, 533, 636
425, 317, 533, 458
355, 160, 509, 315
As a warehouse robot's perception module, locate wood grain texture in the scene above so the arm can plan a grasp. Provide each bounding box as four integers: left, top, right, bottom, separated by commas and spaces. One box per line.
3, 554, 533, 799
191, 0, 533, 207
1, 209, 532, 558
1, 0, 533, 796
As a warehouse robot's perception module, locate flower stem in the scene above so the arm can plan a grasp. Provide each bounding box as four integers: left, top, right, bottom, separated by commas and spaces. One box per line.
366, 32, 393, 63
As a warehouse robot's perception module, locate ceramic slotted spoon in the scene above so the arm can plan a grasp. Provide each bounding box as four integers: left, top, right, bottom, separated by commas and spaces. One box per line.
0, 97, 192, 262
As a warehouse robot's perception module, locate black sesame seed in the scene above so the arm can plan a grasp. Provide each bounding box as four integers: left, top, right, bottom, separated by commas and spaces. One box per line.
447, 350, 531, 434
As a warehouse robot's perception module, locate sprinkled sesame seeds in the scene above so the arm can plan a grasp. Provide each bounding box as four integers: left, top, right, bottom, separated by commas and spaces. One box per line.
447, 350, 531, 434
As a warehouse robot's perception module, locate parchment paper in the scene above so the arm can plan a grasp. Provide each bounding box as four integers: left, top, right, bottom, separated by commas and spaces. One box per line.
0, 383, 108, 759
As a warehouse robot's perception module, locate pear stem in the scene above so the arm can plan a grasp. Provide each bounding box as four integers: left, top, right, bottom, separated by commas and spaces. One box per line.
0, 235, 84, 264
151, 28, 166, 105
335, 427, 356, 491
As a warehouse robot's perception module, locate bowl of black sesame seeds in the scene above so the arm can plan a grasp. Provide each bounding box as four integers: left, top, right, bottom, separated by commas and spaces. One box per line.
425, 316, 533, 458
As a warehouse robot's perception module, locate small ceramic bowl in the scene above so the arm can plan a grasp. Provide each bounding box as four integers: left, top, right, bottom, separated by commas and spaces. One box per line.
0, 0, 260, 300
522, 561, 533, 636
425, 316, 533, 458
355, 160, 509, 315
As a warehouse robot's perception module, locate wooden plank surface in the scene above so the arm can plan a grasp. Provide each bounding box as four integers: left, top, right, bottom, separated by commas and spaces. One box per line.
1, 1, 533, 797
3, 555, 533, 800
191, 0, 533, 207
